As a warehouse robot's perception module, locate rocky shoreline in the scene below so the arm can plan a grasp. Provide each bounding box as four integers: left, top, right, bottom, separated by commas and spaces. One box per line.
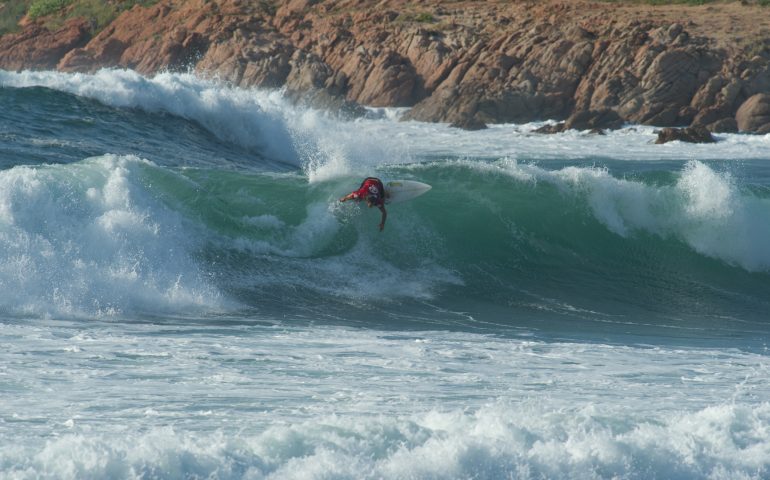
2, 0, 770, 133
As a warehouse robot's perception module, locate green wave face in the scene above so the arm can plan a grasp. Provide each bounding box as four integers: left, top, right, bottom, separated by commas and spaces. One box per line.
140, 159, 770, 328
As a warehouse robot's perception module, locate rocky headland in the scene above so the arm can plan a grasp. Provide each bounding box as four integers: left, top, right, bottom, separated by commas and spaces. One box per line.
2, 0, 770, 133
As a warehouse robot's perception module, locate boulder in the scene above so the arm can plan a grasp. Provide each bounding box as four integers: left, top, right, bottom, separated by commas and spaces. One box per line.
707, 117, 738, 133
735, 93, 770, 132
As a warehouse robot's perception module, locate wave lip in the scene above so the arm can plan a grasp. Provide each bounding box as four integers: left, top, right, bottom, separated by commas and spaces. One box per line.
0, 69, 299, 164
459, 158, 770, 273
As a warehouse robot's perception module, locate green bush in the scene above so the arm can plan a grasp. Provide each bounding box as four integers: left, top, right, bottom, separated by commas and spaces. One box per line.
414, 12, 434, 23
395, 11, 435, 23
0, 0, 31, 34
0, 0, 162, 36
27, 0, 71, 18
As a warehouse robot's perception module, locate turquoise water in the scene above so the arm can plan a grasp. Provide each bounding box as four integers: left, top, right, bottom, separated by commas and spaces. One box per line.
1, 69, 769, 479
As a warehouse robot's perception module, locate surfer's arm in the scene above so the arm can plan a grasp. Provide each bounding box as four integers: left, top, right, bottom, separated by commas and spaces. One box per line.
378, 205, 387, 231
339, 192, 357, 202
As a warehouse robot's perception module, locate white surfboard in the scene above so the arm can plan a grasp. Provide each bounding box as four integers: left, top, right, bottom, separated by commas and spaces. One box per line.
384, 180, 432, 204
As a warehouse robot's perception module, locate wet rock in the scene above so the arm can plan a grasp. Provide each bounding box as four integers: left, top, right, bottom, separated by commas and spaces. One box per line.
534, 123, 566, 134
655, 126, 716, 144
564, 108, 624, 131
450, 115, 487, 130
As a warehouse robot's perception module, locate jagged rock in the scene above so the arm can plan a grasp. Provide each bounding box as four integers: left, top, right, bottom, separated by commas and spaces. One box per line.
736, 93, 770, 132
356, 50, 421, 107
0, 18, 90, 70
284, 50, 364, 117
2, 0, 770, 129
692, 105, 730, 128
655, 126, 716, 144
707, 117, 738, 133
534, 123, 566, 134
564, 108, 623, 131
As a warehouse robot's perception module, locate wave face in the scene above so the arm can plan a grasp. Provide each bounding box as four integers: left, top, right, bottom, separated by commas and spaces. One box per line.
2, 69, 770, 480
2, 69, 770, 328
2, 151, 767, 329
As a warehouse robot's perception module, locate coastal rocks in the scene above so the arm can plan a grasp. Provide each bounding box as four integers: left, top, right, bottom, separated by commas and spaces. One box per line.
736, 93, 770, 133
58, 0, 227, 73
655, 126, 716, 144
619, 47, 720, 126
565, 108, 624, 131
2, 0, 770, 133
534, 108, 623, 133
0, 18, 90, 71
450, 114, 487, 130
283, 50, 365, 117
355, 50, 421, 107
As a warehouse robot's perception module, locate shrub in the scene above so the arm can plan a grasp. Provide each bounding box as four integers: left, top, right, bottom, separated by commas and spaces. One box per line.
0, 0, 31, 34
27, 0, 71, 19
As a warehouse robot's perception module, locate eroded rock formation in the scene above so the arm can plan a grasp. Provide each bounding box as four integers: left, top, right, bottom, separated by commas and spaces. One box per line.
2, 0, 770, 132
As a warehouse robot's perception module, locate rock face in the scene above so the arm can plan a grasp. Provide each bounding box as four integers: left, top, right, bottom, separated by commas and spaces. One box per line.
2, 0, 770, 133
0, 18, 90, 70
736, 94, 770, 133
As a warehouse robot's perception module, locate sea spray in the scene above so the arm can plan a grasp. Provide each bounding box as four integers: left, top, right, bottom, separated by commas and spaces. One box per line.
0, 155, 220, 317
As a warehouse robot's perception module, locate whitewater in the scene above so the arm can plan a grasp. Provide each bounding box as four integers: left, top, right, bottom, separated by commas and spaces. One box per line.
1, 69, 769, 479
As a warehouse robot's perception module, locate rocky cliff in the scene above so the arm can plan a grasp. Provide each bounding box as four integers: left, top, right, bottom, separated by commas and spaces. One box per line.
2, 0, 770, 132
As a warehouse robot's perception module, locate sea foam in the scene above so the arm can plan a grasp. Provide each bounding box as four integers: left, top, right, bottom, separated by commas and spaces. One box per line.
0, 154, 220, 317
3, 402, 768, 479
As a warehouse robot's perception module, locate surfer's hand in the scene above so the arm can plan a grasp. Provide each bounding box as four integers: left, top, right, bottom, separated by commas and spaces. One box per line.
339, 197, 346, 202
379, 222, 385, 232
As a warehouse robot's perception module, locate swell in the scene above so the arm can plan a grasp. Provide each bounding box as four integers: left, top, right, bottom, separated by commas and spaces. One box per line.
2, 69, 770, 328
0, 81, 289, 172
155, 158, 770, 326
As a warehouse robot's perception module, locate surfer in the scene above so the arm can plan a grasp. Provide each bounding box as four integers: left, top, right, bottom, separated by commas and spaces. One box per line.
339, 177, 388, 231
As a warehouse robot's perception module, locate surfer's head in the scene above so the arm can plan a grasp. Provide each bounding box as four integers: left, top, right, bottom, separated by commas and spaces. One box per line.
366, 194, 382, 207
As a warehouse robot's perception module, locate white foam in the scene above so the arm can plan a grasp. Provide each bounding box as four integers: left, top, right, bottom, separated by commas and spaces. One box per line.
0, 154, 221, 317
0, 69, 415, 180
1, 69, 298, 163
1, 316, 769, 479
2, 402, 768, 479
6, 69, 770, 185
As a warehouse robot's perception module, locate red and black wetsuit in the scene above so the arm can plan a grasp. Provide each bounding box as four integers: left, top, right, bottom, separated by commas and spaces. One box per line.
352, 177, 385, 206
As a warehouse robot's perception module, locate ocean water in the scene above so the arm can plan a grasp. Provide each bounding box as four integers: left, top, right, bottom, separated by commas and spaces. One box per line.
1, 69, 769, 479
